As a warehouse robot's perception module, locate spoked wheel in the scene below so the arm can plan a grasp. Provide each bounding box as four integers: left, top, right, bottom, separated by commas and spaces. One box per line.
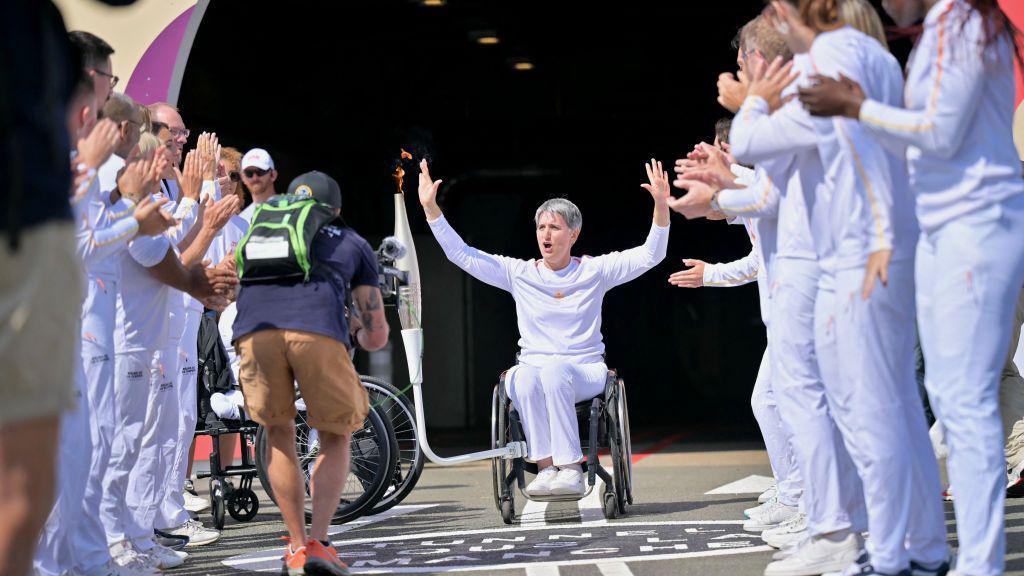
495, 386, 517, 525
615, 378, 634, 508
210, 478, 226, 530
491, 385, 503, 511
362, 377, 424, 515
255, 402, 396, 524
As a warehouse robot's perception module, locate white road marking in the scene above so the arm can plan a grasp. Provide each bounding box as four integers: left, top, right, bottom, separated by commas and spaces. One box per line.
596, 561, 635, 576
578, 464, 607, 524
525, 565, 561, 576
704, 474, 775, 496
328, 503, 439, 536
520, 496, 549, 527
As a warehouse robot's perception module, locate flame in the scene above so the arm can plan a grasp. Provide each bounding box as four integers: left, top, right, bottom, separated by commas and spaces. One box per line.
393, 149, 413, 194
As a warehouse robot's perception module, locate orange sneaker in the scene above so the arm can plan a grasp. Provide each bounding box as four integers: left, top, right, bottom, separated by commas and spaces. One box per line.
280, 537, 307, 576
304, 539, 350, 576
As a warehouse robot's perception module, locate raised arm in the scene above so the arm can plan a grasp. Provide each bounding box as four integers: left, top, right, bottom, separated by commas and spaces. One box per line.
418, 160, 518, 291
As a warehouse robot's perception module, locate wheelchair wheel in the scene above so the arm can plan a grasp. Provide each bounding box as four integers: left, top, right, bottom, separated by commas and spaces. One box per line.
361, 376, 425, 515
494, 385, 517, 525
210, 478, 226, 530
606, 377, 632, 517
227, 488, 260, 522
490, 385, 502, 511
617, 378, 634, 506
255, 402, 396, 524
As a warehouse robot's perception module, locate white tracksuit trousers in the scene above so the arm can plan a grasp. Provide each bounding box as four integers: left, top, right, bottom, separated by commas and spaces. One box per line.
831, 262, 947, 572
750, 342, 803, 508
74, 278, 120, 572
916, 195, 1024, 576
158, 309, 201, 530
772, 258, 866, 536
101, 349, 165, 546
124, 347, 180, 549
33, 363, 92, 575
507, 361, 608, 467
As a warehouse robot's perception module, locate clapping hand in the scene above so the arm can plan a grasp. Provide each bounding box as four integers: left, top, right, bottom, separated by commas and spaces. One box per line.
640, 158, 670, 204
668, 259, 706, 288
799, 74, 866, 118
747, 56, 798, 113
77, 119, 119, 171
175, 150, 203, 202
717, 70, 749, 113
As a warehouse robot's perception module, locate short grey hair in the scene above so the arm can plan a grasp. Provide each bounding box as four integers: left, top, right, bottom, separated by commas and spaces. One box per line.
534, 198, 582, 230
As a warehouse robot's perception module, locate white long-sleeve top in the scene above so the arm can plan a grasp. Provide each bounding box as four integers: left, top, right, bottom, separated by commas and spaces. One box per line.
807, 26, 919, 269
716, 164, 778, 319
703, 248, 759, 288
858, 0, 1024, 232
73, 173, 137, 273
428, 214, 669, 366
730, 55, 827, 271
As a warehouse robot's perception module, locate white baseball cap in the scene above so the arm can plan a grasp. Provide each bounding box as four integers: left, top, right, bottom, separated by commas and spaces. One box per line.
241, 148, 275, 171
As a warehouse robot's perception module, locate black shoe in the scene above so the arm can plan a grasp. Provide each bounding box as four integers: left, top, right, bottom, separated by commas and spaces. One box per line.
1008, 461, 1024, 498
841, 552, 911, 576
909, 558, 950, 576
154, 529, 190, 550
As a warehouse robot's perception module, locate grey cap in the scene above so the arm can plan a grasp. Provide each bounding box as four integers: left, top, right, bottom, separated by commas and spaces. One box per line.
288, 170, 341, 210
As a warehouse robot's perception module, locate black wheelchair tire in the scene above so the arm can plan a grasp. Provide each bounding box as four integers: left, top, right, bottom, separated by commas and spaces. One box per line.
360, 376, 425, 515
255, 403, 396, 524
227, 488, 260, 522
210, 478, 226, 530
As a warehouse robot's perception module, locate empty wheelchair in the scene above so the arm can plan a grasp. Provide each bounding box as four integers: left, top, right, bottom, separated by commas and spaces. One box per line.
491, 368, 633, 524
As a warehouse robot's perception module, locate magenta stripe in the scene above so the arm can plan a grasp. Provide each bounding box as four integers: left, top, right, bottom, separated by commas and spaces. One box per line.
125, 6, 195, 105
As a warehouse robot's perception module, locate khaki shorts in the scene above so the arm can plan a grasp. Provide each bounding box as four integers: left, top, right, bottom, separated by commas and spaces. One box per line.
237, 329, 368, 435
0, 222, 82, 425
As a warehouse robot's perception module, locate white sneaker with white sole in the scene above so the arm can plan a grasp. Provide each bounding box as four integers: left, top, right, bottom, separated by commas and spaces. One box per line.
110, 541, 160, 573
758, 485, 778, 504
745, 498, 776, 519
762, 512, 808, 549
164, 518, 221, 546
184, 489, 210, 513
146, 539, 188, 569
525, 466, 558, 497
548, 467, 586, 496
72, 558, 158, 576
744, 500, 798, 532
763, 532, 862, 576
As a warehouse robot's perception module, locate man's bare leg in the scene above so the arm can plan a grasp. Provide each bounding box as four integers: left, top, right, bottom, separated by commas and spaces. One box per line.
0, 414, 60, 576
309, 431, 350, 542
266, 423, 307, 546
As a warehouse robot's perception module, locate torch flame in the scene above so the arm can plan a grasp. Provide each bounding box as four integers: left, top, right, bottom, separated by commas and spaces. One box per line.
393, 149, 413, 194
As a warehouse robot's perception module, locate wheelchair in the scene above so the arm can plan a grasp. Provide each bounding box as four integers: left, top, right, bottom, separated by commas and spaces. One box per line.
491, 368, 634, 524
192, 412, 261, 530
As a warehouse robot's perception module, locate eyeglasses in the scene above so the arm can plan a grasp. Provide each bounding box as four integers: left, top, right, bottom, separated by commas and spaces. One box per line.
168, 127, 191, 140
229, 171, 241, 182
243, 168, 270, 178
90, 68, 119, 89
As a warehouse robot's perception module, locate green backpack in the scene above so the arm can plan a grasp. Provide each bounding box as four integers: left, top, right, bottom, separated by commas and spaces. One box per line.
235, 195, 338, 283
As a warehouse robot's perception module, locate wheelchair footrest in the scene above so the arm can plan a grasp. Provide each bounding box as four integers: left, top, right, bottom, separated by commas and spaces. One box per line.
522, 490, 593, 503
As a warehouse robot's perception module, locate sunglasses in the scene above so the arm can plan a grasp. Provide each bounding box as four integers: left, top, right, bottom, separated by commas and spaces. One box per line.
243, 168, 270, 178
228, 171, 241, 182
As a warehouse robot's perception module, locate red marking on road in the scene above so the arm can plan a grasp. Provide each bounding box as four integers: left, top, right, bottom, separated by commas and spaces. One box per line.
631, 432, 690, 465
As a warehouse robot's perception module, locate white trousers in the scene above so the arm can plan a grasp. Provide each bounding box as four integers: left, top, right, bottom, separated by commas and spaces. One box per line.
506, 361, 608, 466
124, 347, 179, 548
831, 262, 947, 572
74, 278, 119, 572
101, 349, 163, 546
158, 308, 201, 530
33, 362, 92, 575
750, 342, 803, 507
916, 194, 1024, 576
771, 258, 865, 536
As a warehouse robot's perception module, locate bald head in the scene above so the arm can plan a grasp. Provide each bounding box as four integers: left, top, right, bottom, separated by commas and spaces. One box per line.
147, 102, 187, 165
102, 93, 143, 158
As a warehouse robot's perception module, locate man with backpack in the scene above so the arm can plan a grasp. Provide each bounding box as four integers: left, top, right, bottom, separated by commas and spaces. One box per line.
232, 171, 389, 576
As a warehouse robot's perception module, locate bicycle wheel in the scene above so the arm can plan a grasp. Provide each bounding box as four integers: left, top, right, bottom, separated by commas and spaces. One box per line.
255, 401, 396, 523
361, 376, 425, 514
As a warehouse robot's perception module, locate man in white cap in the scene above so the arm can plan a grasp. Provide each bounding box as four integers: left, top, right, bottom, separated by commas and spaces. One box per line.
238, 148, 278, 223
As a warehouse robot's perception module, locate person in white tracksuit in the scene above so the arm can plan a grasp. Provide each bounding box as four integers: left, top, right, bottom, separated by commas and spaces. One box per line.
35, 113, 158, 575
420, 159, 669, 497
800, 1, 1024, 573
787, 20, 948, 575
725, 45, 868, 571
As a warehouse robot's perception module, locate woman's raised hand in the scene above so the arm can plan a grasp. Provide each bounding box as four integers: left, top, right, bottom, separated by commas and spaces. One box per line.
747, 55, 798, 113
418, 159, 443, 220
641, 158, 670, 204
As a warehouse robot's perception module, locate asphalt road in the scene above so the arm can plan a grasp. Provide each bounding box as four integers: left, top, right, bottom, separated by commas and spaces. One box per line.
169, 433, 1024, 576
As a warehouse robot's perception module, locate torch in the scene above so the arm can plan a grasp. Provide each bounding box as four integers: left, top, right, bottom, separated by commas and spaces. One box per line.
391, 150, 527, 466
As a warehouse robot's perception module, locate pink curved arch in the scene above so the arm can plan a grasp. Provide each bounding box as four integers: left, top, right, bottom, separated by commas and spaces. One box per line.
124, 2, 208, 106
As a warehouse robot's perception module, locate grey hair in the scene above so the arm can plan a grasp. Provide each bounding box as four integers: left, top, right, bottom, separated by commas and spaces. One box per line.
534, 198, 582, 230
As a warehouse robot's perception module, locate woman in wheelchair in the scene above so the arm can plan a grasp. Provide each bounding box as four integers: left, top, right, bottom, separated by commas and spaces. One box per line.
417, 159, 670, 497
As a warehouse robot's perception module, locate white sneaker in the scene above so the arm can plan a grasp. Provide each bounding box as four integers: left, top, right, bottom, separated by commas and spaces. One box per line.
184, 489, 210, 513
758, 485, 778, 504
73, 558, 158, 576
744, 500, 799, 532
762, 513, 808, 549
745, 497, 775, 519
525, 466, 558, 497
772, 534, 810, 561
763, 532, 862, 576
147, 539, 188, 569
110, 541, 160, 573
548, 467, 586, 496
164, 519, 221, 546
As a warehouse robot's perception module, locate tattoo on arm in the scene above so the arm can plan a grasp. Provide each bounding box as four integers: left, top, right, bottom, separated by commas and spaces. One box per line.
356, 289, 383, 333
